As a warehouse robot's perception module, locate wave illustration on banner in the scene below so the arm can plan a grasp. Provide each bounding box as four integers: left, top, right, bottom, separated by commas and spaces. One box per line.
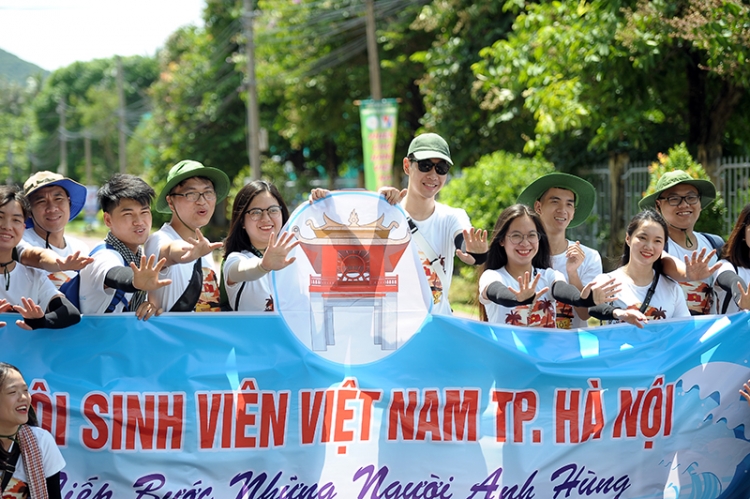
274, 191, 431, 364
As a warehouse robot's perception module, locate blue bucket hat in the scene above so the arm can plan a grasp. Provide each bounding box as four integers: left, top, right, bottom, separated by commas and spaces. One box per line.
23, 171, 87, 229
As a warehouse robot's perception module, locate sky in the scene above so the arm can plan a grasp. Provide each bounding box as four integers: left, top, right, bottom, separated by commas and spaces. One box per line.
0, 0, 206, 71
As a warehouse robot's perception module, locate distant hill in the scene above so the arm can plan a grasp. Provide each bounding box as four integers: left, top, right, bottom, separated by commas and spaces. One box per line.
0, 48, 48, 85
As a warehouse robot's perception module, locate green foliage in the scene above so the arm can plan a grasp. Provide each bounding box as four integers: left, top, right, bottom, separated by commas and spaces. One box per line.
644, 143, 726, 235
440, 150, 555, 232
0, 48, 49, 85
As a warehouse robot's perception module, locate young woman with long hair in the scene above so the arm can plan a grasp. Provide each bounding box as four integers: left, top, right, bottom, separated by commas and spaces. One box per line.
589, 210, 690, 327
0, 363, 65, 499
222, 180, 299, 311
479, 204, 616, 327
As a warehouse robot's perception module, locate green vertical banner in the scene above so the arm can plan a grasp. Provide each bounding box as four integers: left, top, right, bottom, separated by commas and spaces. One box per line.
360, 98, 399, 191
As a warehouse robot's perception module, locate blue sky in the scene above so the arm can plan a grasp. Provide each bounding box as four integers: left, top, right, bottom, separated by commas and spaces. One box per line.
0, 0, 205, 71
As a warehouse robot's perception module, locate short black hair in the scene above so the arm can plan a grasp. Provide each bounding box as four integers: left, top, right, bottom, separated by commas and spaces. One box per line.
98, 174, 155, 213
0, 185, 30, 220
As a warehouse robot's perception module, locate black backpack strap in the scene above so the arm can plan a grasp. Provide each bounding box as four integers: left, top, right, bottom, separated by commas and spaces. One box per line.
639, 272, 660, 314
0, 441, 21, 493
169, 258, 204, 312
700, 232, 725, 254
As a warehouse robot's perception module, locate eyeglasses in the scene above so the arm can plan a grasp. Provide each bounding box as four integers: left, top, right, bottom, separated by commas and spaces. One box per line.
658, 194, 700, 206
411, 158, 450, 176
170, 190, 217, 203
244, 205, 282, 220
506, 231, 541, 245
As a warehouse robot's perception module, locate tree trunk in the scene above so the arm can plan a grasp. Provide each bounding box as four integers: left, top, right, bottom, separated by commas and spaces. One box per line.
695, 82, 744, 186
324, 139, 339, 190
606, 151, 630, 270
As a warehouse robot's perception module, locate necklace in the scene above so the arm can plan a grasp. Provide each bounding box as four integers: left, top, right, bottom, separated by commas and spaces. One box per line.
0, 428, 18, 443
0, 260, 13, 291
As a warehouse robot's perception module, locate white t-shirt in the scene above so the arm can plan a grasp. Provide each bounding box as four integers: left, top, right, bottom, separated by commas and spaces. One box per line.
224, 251, 275, 312
479, 267, 565, 327
594, 268, 690, 324
77, 243, 133, 314
144, 224, 221, 312
550, 241, 602, 329
0, 263, 60, 312
665, 233, 720, 315
713, 260, 750, 315
20, 230, 90, 289
404, 201, 471, 316
6, 426, 65, 493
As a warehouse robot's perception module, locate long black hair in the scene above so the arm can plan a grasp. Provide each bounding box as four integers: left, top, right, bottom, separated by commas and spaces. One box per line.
0, 362, 37, 427
621, 209, 668, 272
483, 204, 551, 273
223, 180, 290, 258
723, 203, 750, 268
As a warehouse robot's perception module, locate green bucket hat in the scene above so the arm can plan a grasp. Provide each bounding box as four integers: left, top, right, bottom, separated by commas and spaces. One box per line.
155, 160, 230, 214
516, 173, 596, 228
638, 170, 715, 210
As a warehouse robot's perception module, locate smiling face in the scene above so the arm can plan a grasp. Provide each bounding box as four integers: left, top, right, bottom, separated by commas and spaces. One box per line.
500, 215, 540, 272
28, 185, 70, 236
403, 157, 448, 200
626, 219, 666, 267
535, 187, 576, 235
167, 177, 216, 231
0, 199, 26, 255
104, 198, 152, 253
655, 183, 701, 231
0, 369, 30, 435
243, 191, 283, 250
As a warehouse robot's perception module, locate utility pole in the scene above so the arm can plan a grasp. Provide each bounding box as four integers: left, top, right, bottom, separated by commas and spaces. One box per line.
365, 0, 382, 100
57, 97, 67, 176
116, 56, 127, 174
243, 0, 261, 180
84, 132, 93, 186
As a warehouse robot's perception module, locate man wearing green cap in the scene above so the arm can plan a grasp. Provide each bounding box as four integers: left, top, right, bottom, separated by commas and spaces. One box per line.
517, 173, 602, 328
639, 170, 723, 315
400, 132, 488, 316
144, 160, 230, 312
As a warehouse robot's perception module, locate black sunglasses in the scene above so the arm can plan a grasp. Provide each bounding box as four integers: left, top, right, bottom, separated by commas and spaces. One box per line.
411, 157, 451, 175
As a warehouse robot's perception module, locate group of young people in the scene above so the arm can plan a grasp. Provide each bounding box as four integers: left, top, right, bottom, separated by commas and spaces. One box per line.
3, 132, 750, 497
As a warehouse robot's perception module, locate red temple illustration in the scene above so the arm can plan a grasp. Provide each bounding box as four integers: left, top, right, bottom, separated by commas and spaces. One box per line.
292, 209, 410, 351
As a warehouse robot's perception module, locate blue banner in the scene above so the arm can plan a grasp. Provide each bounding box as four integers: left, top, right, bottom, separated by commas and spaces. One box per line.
2, 311, 750, 499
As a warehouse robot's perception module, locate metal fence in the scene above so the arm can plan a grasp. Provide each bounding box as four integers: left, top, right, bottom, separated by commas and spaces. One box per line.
567, 156, 750, 251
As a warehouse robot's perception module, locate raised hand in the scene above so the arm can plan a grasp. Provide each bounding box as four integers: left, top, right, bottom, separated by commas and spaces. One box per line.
740, 379, 750, 407
684, 248, 721, 281
508, 271, 548, 303
180, 228, 223, 263
377, 186, 407, 205
14, 297, 45, 330
308, 188, 331, 203
581, 278, 621, 305
735, 281, 750, 310
56, 251, 94, 272
612, 308, 648, 328
131, 255, 173, 292
566, 241, 585, 275
456, 228, 489, 264
261, 232, 300, 272
0, 299, 12, 328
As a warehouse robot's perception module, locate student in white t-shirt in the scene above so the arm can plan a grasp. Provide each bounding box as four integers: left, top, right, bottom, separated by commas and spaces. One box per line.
639, 170, 724, 315
144, 160, 230, 313
517, 173, 602, 329
711, 203, 750, 314
21, 171, 91, 289
222, 180, 299, 311
589, 210, 690, 327
0, 363, 65, 498
77, 174, 171, 318
478, 204, 617, 327
0, 186, 80, 330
